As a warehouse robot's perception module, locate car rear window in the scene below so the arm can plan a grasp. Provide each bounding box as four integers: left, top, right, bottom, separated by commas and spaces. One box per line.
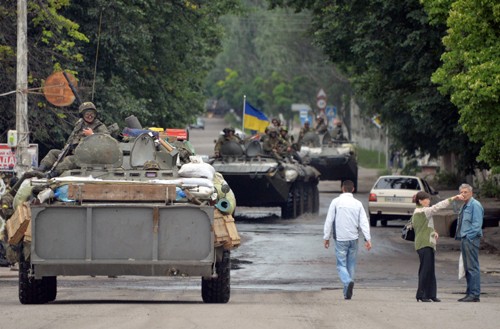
374, 177, 420, 190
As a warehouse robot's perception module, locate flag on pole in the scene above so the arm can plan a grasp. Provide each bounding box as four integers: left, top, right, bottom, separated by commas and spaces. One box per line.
243, 102, 269, 132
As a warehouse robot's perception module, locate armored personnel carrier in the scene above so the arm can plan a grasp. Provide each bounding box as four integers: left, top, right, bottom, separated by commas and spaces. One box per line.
299, 131, 358, 190
209, 139, 320, 219
3, 132, 240, 304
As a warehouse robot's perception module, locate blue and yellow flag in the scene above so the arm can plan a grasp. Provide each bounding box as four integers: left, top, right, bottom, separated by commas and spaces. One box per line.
244, 102, 269, 133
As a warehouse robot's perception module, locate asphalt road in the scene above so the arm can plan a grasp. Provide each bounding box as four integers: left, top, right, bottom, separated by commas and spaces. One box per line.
0, 116, 499, 329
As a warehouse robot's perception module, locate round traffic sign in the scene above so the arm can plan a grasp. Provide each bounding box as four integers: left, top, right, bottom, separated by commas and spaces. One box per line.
316, 98, 326, 110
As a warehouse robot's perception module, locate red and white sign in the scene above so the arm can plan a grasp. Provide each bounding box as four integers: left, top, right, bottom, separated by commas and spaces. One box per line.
0, 144, 39, 171
316, 88, 327, 110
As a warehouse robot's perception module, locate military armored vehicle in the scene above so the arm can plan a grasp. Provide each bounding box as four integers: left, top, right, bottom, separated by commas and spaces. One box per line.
209, 139, 320, 219
3, 132, 240, 304
299, 131, 358, 190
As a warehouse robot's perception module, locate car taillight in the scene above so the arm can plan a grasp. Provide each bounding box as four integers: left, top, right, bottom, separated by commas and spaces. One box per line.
369, 193, 377, 202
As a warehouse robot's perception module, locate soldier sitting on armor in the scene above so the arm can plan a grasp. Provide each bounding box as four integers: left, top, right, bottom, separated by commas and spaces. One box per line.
37, 102, 109, 177
263, 127, 291, 159
214, 127, 242, 158
279, 126, 291, 143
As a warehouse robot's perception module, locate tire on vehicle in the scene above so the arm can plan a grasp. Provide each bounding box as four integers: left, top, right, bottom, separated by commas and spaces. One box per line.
369, 214, 379, 227
202, 250, 230, 303
19, 255, 53, 304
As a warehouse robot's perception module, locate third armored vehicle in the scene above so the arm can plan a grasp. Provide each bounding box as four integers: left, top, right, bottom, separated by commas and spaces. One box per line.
299, 131, 358, 190
209, 139, 320, 219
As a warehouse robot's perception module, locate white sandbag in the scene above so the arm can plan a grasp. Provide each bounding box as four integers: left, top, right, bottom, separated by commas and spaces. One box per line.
178, 162, 215, 180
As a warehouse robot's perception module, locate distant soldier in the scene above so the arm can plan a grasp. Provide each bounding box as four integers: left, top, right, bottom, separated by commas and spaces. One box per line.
332, 118, 347, 141
214, 127, 241, 157
315, 116, 328, 134
298, 121, 312, 145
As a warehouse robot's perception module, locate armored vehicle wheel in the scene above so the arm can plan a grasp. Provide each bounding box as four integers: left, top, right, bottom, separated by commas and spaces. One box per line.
281, 184, 298, 219
44, 276, 57, 302
311, 184, 320, 214
19, 257, 54, 304
202, 250, 230, 303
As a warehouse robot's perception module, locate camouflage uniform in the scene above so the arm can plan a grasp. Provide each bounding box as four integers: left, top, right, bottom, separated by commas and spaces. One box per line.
298, 123, 312, 145
39, 103, 109, 172
315, 118, 328, 134
214, 128, 241, 157
263, 128, 290, 159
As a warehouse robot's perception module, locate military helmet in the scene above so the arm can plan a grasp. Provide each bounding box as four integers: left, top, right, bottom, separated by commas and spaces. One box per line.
267, 126, 278, 134
79, 102, 97, 115
223, 127, 235, 134
143, 160, 160, 170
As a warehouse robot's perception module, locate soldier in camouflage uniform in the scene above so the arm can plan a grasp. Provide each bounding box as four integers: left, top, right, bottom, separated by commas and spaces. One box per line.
263, 127, 291, 159
38, 102, 109, 175
298, 121, 311, 146
214, 127, 241, 158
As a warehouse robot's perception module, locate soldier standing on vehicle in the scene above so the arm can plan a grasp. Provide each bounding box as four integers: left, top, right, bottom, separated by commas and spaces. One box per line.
37, 102, 109, 177
298, 121, 311, 145
315, 116, 328, 134
332, 118, 347, 141
214, 127, 241, 158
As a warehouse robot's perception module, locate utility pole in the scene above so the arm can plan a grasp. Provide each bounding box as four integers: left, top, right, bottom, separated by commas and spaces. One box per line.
15, 0, 30, 176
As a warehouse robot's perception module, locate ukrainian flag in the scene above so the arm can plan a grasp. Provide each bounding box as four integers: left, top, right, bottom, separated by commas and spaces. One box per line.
244, 102, 269, 133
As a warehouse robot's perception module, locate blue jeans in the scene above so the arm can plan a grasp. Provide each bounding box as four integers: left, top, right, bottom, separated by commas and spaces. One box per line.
461, 237, 481, 297
335, 240, 358, 296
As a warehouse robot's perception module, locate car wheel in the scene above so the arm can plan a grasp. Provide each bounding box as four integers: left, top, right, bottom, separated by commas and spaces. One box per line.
381, 220, 388, 227
369, 215, 378, 227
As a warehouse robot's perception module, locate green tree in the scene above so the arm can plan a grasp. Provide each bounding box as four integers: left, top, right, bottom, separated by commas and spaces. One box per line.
1, 0, 241, 156
0, 0, 88, 153
205, 2, 350, 124
422, 0, 500, 170
64, 0, 242, 129
268, 0, 485, 174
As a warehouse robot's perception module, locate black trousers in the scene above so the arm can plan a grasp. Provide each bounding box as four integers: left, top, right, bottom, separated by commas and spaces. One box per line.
416, 247, 437, 299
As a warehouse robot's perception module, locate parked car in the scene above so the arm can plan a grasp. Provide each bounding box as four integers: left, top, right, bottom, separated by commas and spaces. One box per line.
189, 117, 205, 130
368, 175, 439, 227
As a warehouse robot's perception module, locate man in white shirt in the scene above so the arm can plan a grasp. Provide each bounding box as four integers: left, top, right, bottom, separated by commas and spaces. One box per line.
323, 180, 372, 300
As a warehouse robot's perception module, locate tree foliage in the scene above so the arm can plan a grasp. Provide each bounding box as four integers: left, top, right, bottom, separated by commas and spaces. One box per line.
1, 0, 241, 156
0, 0, 88, 152
422, 0, 500, 170
268, 0, 486, 174
205, 1, 351, 124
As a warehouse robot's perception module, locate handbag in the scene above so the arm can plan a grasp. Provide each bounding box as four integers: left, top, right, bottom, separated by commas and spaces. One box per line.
401, 220, 415, 241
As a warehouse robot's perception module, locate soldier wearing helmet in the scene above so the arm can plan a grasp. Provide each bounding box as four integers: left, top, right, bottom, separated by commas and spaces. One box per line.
298, 120, 311, 146
214, 127, 241, 157
315, 116, 328, 134
279, 126, 291, 143
263, 126, 290, 159
37, 101, 109, 176
332, 118, 347, 141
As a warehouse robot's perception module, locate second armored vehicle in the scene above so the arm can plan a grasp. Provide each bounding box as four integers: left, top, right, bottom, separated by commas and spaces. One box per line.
210, 139, 320, 219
